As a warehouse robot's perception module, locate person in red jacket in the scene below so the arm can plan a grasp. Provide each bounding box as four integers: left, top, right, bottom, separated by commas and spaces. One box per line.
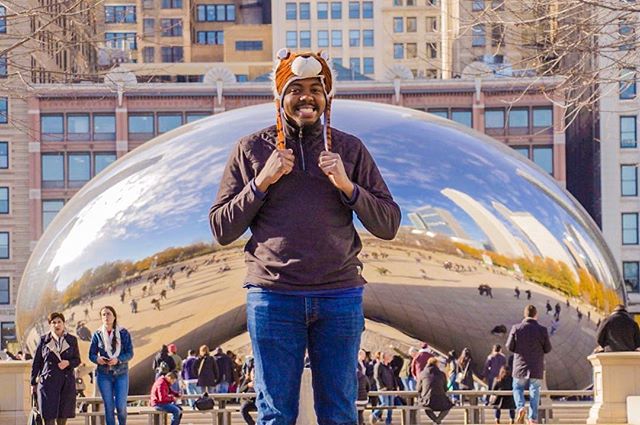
150, 371, 182, 425
411, 343, 434, 380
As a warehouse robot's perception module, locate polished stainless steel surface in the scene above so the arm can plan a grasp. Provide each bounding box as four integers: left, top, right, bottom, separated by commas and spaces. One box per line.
17, 100, 623, 392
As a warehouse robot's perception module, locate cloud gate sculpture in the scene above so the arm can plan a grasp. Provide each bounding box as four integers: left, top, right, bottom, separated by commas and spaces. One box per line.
16, 100, 624, 393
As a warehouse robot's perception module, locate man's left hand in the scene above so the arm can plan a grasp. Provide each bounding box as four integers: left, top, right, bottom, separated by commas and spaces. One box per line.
319, 151, 354, 198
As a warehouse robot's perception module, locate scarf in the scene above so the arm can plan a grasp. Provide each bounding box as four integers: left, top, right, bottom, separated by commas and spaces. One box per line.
101, 325, 122, 360
46, 331, 70, 361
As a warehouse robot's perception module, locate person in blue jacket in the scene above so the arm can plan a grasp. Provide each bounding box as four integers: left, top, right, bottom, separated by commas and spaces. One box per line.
89, 306, 134, 425
31, 312, 81, 425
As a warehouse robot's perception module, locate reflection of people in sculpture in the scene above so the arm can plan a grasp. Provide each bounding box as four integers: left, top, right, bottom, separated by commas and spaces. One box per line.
209, 49, 401, 425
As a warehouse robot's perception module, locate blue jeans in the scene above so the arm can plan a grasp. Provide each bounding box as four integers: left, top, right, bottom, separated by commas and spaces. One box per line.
185, 381, 199, 407
373, 395, 393, 424
246, 291, 364, 425
155, 403, 182, 425
96, 372, 129, 425
197, 385, 215, 394
513, 378, 542, 420
214, 382, 229, 393
401, 377, 416, 391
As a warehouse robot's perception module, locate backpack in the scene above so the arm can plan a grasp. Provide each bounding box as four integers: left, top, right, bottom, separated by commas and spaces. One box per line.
195, 392, 215, 410
155, 360, 170, 376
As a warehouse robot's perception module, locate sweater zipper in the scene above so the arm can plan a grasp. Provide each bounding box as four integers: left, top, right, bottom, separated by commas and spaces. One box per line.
298, 127, 306, 171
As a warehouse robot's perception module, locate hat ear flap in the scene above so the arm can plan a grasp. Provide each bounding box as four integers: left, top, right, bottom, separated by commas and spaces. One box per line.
318, 50, 330, 61
277, 48, 291, 60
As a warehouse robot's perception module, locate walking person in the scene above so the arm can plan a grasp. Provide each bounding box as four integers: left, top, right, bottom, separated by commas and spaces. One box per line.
506, 305, 552, 424
181, 349, 199, 407
152, 345, 176, 379
89, 306, 134, 425
194, 345, 219, 394
490, 366, 516, 424
417, 357, 453, 425
209, 48, 400, 425
30, 312, 81, 425
356, 367, 371, 425
392, 345, 418, 391
456, 348, 477, 408
168, 344, 183, 392
239, 368, 257, 425
595, 304, 640, 352
411, 343, 434, 382
445, 350, 459, 404
372, 352, 396, 425
483, 344, 507, 402
150, 371, 183, 425
212, 347, 235, 393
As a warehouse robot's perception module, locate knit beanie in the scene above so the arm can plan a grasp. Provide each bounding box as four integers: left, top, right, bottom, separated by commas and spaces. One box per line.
271, 48, 336, 151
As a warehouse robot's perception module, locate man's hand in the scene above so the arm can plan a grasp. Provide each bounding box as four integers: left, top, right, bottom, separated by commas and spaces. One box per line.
319, 151, 354, 198
255, 149, 295, 192
58, 360, 70, 370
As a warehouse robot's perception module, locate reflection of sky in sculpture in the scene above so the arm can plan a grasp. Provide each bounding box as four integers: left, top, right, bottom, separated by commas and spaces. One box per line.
19, 100, 621, 298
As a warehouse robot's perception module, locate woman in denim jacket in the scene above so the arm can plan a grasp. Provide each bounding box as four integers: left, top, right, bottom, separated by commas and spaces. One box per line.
89, 306, 134, 425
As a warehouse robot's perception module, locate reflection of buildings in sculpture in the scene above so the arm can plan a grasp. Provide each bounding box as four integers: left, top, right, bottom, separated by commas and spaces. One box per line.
565, 223, 614, 287
408, 206, 469, 239
493, 202, 578, 279
441, 188, 525, 258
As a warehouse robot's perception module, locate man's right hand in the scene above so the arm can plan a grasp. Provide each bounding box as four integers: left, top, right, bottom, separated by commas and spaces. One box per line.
255, 149, 295, 192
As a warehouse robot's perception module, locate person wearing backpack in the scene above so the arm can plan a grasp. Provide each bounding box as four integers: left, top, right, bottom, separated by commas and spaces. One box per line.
152, 345, 176, 379
193, 345, 219, 394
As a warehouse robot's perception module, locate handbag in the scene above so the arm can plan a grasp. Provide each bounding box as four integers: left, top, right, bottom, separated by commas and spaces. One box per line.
194, 392, 215, 411
455, 361, 470, 385
29, 394, 44, 425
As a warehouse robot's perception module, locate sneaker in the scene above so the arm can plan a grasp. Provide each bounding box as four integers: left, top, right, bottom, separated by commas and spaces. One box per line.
369, 414, 379, 425
515, 408, 527, 424
527, 420, 538, 425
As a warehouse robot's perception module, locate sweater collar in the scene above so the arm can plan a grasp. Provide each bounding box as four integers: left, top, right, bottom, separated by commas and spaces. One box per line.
282, 116, 324, 142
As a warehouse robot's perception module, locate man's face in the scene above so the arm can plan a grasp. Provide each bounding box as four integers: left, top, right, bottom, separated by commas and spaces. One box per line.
282, 78, 327, 128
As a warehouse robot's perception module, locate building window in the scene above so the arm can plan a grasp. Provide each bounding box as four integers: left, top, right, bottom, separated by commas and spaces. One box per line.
300, 31, 311, 48
105, 5, 136, 23
95, 153, 116, 175
42, 200, 64, 231
620, 116, 637, 148
349, 30, 360, 47
620, 69, 637, 99
472, 24, 486, 47
143, 18, 155, 37
363, 57, 374, 74
485, 109, 504, 128
0, 7, 5, 34
0, 142, 7, 169
236, 41, 263, 51
0, 98, 7, 124
393, 0, 403, 5
158, 113, 183, 134
41, 114, 64, 141
333, 58, 343, 67
621, 165, 638, 196
318, 30, 329, 47
286, 3, 297, 19
0, 187, 7, 214
161, 0, 182, 8
196, 4, 235, 22
0, 55, 7, 78
407, 17, 417, 32
350, 58, 361, 73
300, 2, 310, 19
533, 107, 553, 128
186, 112, 210, 123
426, 17, 437, 32
427, 42, 438, 58
161, 46, 183, 62
318, 2, 328, 19
472, 0, 485, 11
161, 19, 182, 36
93, 114, 116, 141
393, 43, 404, 59
394, 17, 404, 33
623, 213, 639, 245
129, 113, 154, 136
287, 31, 297, 48
406, 43, 417, 58
492, 0, 504, 9
105, 32, 137, 50
68, 153, 90, 187
512, 146, 530, 157
41, 154, 64, 189
331, 30, 342, 47
142, 46, 155, 62
491, 24, 504, 47
363, 2, 373, 18
428, 109, 448, 118
452, 109, 472, 127
509, 108, 529, 128
0, 277, 8, 304
349, 1, 360, 18
196, 31, 223, 45
0, 322, 15, 349
363, 30, 374, 47
236, 74, 248, 82
532, 146, 553, 175
623, 261, 640, 293
331, 2, 342, 19
619, 20, 635, 51
67, 114, 90, 141
0, 232, 8, 259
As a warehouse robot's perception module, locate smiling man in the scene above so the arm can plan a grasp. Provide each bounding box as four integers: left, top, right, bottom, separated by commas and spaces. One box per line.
209, 49, 400, 425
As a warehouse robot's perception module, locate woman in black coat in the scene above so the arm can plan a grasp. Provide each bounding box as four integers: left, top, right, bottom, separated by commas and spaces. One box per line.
417, 357, 453, 425
30, 312, 81, 425
490, 366, 516, 424
193, 345, 219, 393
